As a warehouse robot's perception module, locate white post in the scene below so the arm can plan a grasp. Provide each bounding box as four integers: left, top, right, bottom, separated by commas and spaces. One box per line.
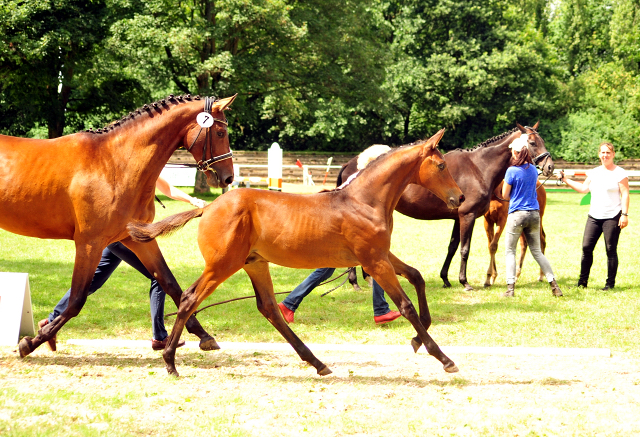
268, 142, 283, 191
302, 165, 310, 185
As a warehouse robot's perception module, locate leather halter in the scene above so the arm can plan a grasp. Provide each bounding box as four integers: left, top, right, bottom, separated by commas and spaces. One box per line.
524, 126, 550, 167
186, 96, 233, 172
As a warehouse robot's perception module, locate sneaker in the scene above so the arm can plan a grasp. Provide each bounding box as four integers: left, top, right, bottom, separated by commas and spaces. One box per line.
550, 280, 563, 297
278, 302, 295, 324
374, 311, 402, 324
38, 319, 57, 352
503, 283, 515, 297
151, 337, 186, 351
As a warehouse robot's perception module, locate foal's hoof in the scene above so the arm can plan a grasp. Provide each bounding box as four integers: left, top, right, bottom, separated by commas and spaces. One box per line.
18, 337, 34, 358
410, 337, 422, 353
444, 362, 459, 373
165, 365, 180, 378
317, 365, 332, 376
199, 336, 220, 351
463, 284, 474, 291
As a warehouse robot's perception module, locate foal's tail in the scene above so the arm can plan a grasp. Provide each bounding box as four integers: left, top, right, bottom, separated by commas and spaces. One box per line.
127, 208, 204, 243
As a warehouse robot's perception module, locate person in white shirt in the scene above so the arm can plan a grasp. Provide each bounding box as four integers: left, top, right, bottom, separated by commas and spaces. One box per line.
558, 142, 630, 290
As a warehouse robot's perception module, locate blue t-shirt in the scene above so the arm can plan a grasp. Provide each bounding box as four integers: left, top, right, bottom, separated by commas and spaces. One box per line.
504, 164, 540, 214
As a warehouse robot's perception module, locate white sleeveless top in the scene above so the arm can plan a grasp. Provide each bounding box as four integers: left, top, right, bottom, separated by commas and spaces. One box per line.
587, 165, 628, 219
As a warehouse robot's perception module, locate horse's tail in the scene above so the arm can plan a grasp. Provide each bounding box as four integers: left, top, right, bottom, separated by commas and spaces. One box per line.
127, 208, 204, 242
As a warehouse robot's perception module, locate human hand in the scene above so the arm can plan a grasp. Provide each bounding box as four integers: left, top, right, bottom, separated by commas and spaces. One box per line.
619, 214, 628, 229
557, 170, 565, 182
190, 197, 207, 208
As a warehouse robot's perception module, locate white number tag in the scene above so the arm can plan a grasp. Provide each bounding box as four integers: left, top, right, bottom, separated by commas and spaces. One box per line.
197, 112, 214, 128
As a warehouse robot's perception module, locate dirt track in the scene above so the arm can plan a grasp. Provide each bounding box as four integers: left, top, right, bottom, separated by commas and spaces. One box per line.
1, 344, 639, 436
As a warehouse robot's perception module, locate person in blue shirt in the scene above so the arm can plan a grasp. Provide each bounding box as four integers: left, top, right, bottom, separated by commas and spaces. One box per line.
501, 134, 562, 298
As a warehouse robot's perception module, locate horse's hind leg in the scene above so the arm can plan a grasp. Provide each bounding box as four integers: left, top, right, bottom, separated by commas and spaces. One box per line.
243, 259, 331, 376
19, 241, 104, 357
122, 238, 219, 351
348, 267, 362, 291
365, 259, 457, 373
483, 217, 497, 287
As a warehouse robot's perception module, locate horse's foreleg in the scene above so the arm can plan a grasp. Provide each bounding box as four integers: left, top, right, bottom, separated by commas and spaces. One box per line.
243, 260, 331, 376
362, 268, 373, 287
440, 220, 460, 288
347, 267, 362, 291
365, 260, 457, 373
387, 252, 431, 353
458, 214, 476, 291
121, 238, 218, 351
517, 234, 528, 279
483, 217, 496, 287
19, 241, 104, 357
538, 223, 547, 281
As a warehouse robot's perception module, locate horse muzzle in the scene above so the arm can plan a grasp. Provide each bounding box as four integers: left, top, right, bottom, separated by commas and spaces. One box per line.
447, 193, 465, 209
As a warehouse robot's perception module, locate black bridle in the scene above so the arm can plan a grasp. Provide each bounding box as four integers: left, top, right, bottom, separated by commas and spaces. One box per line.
186, 96, 233, 173
525, 126, 551, 168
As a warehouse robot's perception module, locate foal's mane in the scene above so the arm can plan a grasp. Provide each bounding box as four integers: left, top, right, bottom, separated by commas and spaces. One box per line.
452, 127, 520, 153
84, 94, 216, 135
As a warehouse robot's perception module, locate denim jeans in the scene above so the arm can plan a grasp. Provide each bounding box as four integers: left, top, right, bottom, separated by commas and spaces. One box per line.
282, 268, 392, 316
580, 213, 622, 288
505, 210, 555, 285
48, 241, 168, 340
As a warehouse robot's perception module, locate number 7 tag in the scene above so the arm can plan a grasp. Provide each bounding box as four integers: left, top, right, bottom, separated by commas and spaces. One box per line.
197, 112, 214, 128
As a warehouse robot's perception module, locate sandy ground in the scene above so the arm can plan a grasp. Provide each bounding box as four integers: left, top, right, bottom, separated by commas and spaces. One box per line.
1, 342, 639, 436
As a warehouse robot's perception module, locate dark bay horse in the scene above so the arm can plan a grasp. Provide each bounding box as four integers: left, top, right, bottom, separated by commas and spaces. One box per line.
483, 180, 548, 287
0, 94, 236, 357
339, 123, 554, 291
127, 129, 465, 377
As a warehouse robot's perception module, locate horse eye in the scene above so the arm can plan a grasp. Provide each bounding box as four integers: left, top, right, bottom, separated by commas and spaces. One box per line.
217, 131, 225, 137
438, 162, 445, 170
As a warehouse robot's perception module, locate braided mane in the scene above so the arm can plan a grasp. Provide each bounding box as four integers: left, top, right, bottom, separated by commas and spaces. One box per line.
453, 128, 520, 152
84, 94, 217, 135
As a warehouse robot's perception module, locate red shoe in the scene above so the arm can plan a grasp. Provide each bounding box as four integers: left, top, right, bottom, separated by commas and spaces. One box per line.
38, 319, 57, 351
278, 302, 295, 324
151, 338, 186, 351
374, 311, 402, 325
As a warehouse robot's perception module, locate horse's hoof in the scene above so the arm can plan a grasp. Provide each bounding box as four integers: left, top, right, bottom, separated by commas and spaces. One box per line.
199, 336, 220, 351
18, 337, 34, 358
410, 337, 422, 353
166, 365, 180, 377
317, 366, 332, 376
464, 284, 474, 291
442, 281, 451, 288
444, 363, 459, 373
483, 282, 491, 288
353, 285, 362, 292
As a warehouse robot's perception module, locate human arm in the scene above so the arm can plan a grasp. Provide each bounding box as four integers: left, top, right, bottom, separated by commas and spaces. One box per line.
501, 181, 512, 201
619, 177, 630, 229
156, 175, 207, 208
558, 171, 591, 194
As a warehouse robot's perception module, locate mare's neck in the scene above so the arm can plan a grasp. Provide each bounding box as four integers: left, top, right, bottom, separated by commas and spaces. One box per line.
474, 132, 519, 186
348, 146, 422, 217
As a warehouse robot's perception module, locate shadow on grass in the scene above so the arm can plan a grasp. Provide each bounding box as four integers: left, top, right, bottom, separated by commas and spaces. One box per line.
8, 351, 578, 387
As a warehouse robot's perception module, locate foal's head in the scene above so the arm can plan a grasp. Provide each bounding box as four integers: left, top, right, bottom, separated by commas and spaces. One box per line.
416, 128, 465, 209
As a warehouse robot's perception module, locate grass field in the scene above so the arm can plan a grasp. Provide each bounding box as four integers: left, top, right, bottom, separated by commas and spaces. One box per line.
1, 189, 640, 436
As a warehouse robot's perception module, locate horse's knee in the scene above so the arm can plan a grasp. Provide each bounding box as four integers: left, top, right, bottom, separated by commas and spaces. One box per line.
459, 247, 470, 260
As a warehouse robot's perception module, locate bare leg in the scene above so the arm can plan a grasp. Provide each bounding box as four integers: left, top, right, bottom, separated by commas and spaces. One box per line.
244, 259, 331, 375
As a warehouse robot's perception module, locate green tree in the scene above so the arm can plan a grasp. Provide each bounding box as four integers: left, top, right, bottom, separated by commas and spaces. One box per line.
0, 0, 147, 138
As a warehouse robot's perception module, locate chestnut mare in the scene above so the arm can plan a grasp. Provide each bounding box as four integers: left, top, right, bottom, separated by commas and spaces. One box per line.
0, 94, 236, 357
128, 129, 464, 377
341, 123, 554, 291
483, 180, 547, 287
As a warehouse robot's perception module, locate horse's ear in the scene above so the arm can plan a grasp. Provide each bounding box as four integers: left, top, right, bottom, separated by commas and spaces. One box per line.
216, 94, 238, 111
532, 120, 539, 130
516, 122, 527, 133
426, 128, 446, 150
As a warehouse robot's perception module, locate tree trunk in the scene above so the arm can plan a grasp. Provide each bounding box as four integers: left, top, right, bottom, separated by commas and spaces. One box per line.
194, 171, 211, 195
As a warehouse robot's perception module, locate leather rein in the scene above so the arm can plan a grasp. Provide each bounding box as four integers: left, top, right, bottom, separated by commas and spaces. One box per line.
186, 96, 233, 173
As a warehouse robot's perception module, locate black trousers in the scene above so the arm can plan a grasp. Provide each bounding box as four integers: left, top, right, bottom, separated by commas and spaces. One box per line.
579, 212, 622, 287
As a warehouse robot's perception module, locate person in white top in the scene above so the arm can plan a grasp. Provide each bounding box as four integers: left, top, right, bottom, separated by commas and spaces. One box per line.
558, 142, 630, 290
